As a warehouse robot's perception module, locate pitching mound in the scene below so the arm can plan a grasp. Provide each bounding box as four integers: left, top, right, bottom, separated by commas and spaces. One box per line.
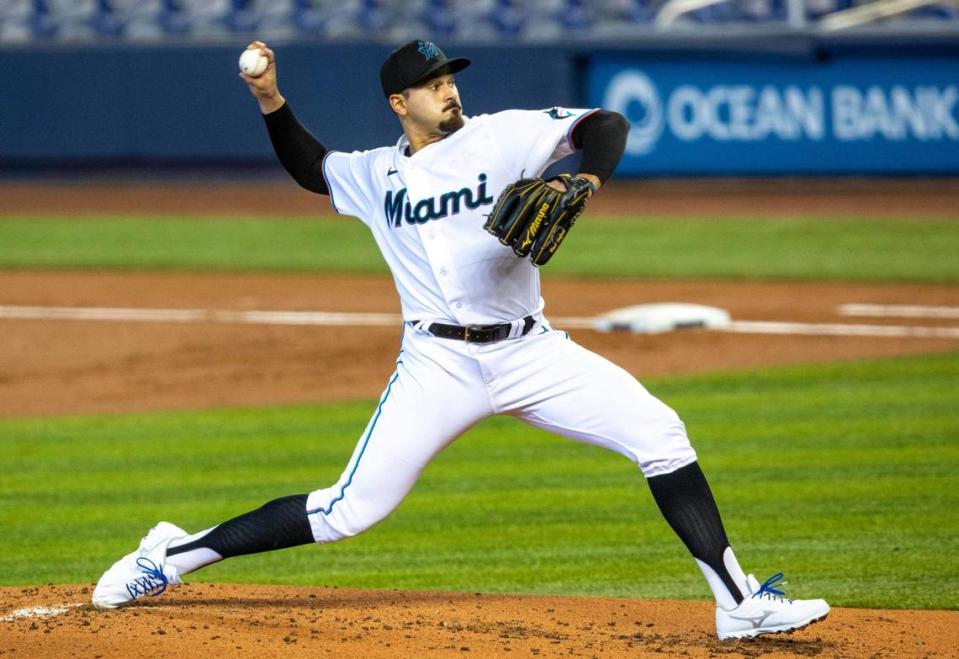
2, 584, 954, 658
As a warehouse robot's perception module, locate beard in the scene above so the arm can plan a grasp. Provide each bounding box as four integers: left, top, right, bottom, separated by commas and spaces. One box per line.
438, 108, 464, 134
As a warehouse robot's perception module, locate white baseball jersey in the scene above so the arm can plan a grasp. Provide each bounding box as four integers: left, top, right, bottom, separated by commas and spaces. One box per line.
305, 106, 696, 545
321, 107, 599, 324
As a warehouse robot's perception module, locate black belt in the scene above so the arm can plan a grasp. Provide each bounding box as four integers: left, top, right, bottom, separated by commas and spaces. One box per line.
417, 315, 536, 343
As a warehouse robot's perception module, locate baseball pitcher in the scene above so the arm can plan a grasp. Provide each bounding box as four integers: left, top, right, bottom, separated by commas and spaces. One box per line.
92, 40, 829, 641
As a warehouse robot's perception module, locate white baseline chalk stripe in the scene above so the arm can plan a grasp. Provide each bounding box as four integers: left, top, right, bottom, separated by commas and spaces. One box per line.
839, 304, 959, 319
218, 310, 403, 326
727, 320, 959, 339
0, 603, 82, 622
0, 306, 576, 328
2, 306, 959, 338
548, 315, 599, 329
0, 305, 207, 322
0, 307, 649, 329
0, 306, 403, 326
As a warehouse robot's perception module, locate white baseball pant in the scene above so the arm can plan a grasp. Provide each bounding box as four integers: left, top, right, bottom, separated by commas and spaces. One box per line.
306, 321, 697, 543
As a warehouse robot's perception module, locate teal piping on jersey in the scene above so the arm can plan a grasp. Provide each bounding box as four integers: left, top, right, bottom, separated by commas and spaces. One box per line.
305, 368, 401, 517
565, 108, 601, 150
321, 150, 340, 213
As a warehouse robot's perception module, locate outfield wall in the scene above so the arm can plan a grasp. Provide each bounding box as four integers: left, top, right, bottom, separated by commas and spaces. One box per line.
2, 33, 957, 176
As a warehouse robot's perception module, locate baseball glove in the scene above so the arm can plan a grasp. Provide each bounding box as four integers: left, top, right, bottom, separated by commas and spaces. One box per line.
483, 173, 595, 267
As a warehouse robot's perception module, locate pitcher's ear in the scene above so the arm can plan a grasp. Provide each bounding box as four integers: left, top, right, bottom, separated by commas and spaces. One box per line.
388, 92, 408, 116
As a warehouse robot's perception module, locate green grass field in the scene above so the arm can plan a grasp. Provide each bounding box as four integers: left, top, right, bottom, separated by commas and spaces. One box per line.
1, 212, 957, 610
1, 353, 957, 609
1, 215, 958, 281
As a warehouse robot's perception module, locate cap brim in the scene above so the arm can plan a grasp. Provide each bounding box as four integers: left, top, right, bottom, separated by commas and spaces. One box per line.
410, 57, 471, 88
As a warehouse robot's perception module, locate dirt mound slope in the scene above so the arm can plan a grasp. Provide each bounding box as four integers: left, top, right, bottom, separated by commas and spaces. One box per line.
2, 584, 955, 658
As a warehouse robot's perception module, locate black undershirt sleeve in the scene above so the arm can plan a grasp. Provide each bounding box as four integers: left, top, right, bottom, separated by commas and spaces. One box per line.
570, 110, 630, 184
262, 102, 330, 195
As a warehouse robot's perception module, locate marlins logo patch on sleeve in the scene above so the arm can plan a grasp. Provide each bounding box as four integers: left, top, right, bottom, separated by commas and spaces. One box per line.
545, 107, 573, 119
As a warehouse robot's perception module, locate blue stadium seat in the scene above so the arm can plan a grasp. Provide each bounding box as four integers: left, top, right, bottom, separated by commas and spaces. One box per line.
619, 0, 660, 24
421, 0, 460, 38
4, 0, 959, 44
158, 0, 190, 35
244, 0, 295, 36
490, 0, 528, 36
357, 0, 392, 33
0, 0, 33, 42
561, 0, 595, 31
806, 0, 853, 21
30, 0, 97, 39
225, 0, 258, 32
159, 0, 233, 37
292, 0, 328, 32
293, 0, 368, 38
737, 0, 787, 23
908, 1, 959, 20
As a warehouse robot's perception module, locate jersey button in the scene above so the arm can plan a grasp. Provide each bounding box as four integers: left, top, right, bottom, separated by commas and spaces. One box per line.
440, 267, 448, 276
456, 302, 463, 309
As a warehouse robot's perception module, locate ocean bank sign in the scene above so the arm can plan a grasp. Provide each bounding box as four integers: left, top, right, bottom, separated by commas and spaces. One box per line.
588, 57, 959, 174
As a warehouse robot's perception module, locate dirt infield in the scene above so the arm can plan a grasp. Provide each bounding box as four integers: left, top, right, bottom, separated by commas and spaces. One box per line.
2, 180, 957, 656
2, 271, 958, 417
2, 584, 956, 658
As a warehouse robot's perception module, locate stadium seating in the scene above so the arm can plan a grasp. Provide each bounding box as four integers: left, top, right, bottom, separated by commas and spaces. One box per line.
1, 0, 956, 43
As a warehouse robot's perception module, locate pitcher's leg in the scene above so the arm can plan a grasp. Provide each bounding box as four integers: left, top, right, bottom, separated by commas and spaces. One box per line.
306, 341, 492, 542
161, 369, 429, 576
498, 332, 748, 608
646, 462, 749, 609
164, 495, 314, 574
496, 332, 696, 476
95, 343, 491, 609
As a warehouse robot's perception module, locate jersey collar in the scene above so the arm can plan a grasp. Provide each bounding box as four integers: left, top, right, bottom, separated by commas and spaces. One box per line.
395, 115, 472, 158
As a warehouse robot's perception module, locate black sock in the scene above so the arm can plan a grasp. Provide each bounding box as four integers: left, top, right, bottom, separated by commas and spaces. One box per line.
168, 494, 315, 560
647, 462, 745, 604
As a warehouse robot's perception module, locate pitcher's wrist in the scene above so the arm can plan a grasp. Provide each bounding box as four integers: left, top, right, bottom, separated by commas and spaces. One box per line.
259, 94, 286, 115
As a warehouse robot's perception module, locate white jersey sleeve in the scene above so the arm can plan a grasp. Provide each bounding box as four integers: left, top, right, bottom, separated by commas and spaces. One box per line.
321, 150, 380, 224
486, 107, 600, 179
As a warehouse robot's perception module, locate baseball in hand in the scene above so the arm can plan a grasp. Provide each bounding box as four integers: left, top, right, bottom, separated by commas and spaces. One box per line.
239, 49, 268, 77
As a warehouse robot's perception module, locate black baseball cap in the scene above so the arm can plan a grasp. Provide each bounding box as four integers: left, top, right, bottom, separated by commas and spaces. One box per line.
380, 40, 470, 97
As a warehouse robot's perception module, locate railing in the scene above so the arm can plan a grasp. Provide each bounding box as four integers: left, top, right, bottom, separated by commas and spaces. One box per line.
820, 0, 955, 29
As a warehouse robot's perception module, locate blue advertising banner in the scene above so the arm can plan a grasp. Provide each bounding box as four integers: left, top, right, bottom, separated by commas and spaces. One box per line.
588, 57, 959, 175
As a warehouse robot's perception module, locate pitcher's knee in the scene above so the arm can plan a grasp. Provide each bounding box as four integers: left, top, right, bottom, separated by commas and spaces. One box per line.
305, 484, 401, 543
638, 446, 698, 477
634, 418, 696, 478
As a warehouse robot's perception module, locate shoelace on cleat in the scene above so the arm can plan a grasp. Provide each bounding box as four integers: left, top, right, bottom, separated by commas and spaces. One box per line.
752, 573, 794, 603
123, 557, 170, 600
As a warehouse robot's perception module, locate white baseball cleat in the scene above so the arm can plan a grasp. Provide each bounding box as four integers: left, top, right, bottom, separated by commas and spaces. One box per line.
716, 573, 829, 640
92, 522, 186, 610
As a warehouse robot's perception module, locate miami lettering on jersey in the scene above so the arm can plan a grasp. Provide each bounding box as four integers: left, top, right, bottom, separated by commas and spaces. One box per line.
384, 173, 494, 228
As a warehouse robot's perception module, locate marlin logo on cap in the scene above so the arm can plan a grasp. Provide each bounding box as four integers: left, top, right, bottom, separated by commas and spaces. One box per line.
417, 41, 440, 60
